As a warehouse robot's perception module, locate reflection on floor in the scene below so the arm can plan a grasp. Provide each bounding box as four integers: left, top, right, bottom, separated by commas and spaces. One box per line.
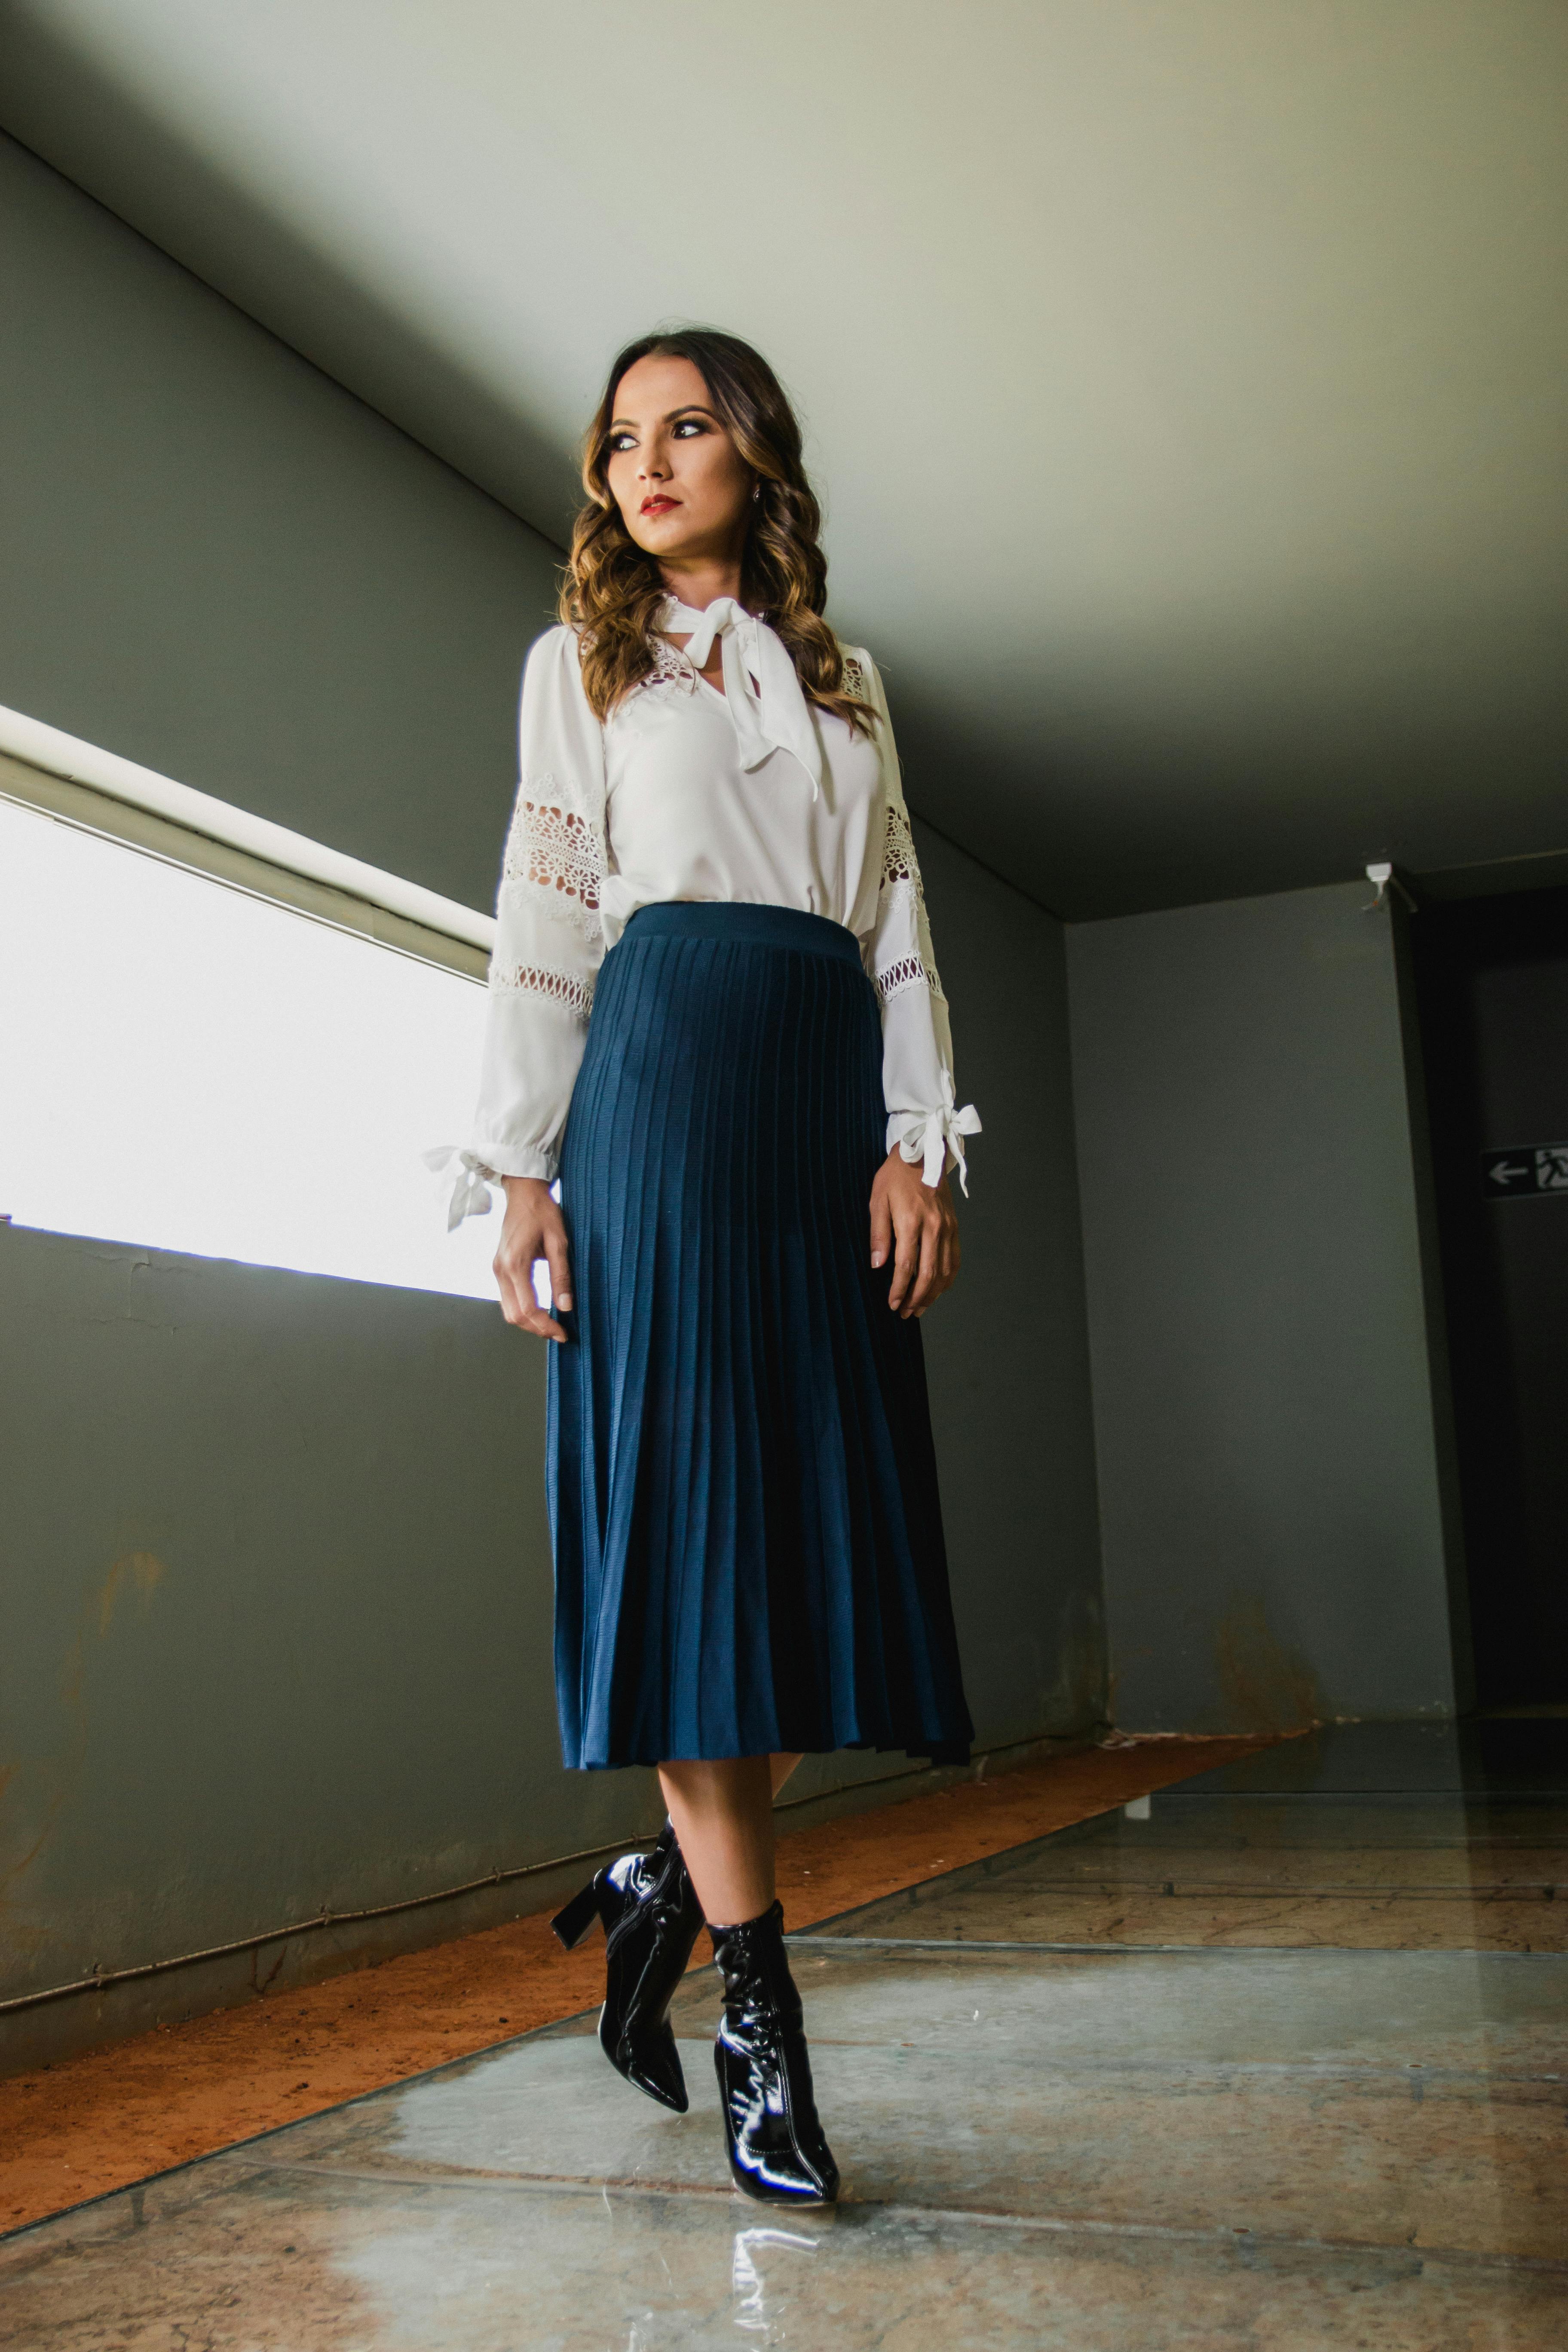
817, 1719, 1568, 1957
3, 1722, 1565, 2348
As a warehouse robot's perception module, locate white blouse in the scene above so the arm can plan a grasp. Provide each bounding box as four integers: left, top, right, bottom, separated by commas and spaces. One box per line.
439, 598, 978, 1225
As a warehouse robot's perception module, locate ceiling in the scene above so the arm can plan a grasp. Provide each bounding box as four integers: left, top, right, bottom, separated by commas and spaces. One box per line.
2, 0, 1564, 918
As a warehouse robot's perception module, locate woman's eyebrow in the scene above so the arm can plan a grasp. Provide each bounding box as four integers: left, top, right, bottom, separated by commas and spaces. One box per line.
608, 405, 719, 432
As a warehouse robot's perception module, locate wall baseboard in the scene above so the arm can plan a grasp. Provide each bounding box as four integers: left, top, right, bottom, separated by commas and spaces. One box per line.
0, 1729, 1098, 2081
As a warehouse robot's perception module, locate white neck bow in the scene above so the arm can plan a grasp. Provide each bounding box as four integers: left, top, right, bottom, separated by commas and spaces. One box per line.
662, 597, 824, 799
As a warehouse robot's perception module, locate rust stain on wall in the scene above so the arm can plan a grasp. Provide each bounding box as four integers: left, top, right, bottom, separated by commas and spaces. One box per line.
1043, 1589, 1109, 1730
4, 1550, 173, 1905
97, 1550, 168, 1637
1213, 1595, 1325, 1735
0, 1765, 70, 1904
61, 1549, 172, 1710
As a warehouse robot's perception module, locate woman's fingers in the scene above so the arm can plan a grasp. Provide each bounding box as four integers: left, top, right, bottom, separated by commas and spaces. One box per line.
492, 1176, 571, 1341
494, 1222, 569, 1342
929, 1210, 959, 1304
906, 1205, 943, 1317
869, 1181, 894, 1273
894, 1196, 938, 1317
909, 1194, 966, 1317
876, 1153, 962, 1317
511, 1269, 569, 1341
492, 1244, 528, 1327
888, 1197, 921, 1311
519, 1303, 570, 1342
497, 1256, 541, 1334
543, 1222, 575, 1316
510, 1249, 568, 1341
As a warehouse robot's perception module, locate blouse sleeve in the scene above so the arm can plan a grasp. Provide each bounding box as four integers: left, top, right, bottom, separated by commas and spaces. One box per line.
857, 652, 981, 1192
432, 628, 607, 1225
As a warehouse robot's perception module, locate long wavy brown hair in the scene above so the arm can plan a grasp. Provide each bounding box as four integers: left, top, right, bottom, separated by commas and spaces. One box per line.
560, 328, 874, 735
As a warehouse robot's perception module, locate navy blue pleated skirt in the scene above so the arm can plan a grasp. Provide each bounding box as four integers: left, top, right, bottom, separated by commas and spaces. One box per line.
548, 900, 974, 1770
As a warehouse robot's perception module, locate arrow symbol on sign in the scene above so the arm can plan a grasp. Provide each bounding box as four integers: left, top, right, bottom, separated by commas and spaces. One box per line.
1489, 1161, 1530, 1185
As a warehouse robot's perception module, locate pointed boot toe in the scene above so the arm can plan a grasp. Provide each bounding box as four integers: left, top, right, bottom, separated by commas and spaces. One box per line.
553, 1822, 705, 2112
608, 2016, 690, 2114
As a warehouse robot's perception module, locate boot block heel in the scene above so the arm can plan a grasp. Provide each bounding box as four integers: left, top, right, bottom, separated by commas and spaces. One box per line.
551, 1876, 603, 1950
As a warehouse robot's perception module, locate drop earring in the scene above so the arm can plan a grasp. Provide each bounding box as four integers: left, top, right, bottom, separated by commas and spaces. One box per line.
752, 482, 761, 502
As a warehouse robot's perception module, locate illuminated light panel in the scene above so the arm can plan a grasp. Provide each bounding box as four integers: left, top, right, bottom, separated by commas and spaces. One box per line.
0, 797, 503, 1301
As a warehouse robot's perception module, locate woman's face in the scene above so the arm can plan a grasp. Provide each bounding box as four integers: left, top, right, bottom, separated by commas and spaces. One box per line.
605, 353, 753, 573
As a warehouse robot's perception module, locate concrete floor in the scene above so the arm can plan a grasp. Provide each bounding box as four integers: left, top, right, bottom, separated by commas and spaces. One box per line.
3, 1722, 1565, 2349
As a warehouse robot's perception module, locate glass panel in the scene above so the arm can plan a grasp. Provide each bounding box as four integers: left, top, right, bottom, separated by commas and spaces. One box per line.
0, 797, 501, 1300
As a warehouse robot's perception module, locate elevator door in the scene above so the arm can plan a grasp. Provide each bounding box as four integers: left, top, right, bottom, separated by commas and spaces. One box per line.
1415, 885, 1568, 1707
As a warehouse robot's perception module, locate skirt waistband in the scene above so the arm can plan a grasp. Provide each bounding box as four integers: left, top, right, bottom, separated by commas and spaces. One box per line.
620, 901, 863, 966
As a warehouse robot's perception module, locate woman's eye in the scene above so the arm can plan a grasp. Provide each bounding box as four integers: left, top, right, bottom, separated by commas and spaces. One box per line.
673, 419, 706, 437
608, 432, 636, 453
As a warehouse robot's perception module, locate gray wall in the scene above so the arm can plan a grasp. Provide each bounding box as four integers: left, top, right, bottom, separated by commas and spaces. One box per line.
0, 129, 560, 912
1066, 880, 1467, 1732
917, 827, 1106, 1744
0, 1225, 607, 2007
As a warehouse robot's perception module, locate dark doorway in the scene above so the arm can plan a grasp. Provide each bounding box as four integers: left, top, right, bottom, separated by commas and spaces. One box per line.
1413, 885, 1568, 1709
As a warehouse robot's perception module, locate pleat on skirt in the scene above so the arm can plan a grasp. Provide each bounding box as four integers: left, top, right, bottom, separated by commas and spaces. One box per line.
548, 900, 974, 1769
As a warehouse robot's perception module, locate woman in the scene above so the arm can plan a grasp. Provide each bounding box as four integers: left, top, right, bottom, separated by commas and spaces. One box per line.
447, 328, 977, 2205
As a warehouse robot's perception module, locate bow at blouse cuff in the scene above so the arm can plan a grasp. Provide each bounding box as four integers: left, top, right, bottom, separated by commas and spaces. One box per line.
887, 1083, 982, 1195
426, 1142, 561, 1228
423, 1146, 499, 1230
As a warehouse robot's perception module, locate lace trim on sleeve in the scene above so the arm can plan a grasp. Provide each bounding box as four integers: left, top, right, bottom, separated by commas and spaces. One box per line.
490, 965, 595, 1020
841, 652, 869, 702
502, 783, 603, 941
880, 802, 924, 902
876, 801, 945, 1001
875, 952, 944, 1007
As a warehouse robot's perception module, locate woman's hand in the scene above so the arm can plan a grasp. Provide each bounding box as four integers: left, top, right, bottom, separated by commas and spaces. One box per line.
494, 1176, 574, 1341
869, 1148, 960, 1318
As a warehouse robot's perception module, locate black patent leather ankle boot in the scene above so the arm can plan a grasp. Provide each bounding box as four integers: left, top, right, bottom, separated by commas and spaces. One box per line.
551, 1820, 705, 2113
708, 1901, 839, 2205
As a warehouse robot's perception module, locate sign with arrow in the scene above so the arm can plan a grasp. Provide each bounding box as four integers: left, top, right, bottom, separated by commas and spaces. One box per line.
1480, 1144, 1568, 1199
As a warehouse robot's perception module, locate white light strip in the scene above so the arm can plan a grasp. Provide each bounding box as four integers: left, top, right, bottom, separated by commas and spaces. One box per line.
0, 701, 496, 955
